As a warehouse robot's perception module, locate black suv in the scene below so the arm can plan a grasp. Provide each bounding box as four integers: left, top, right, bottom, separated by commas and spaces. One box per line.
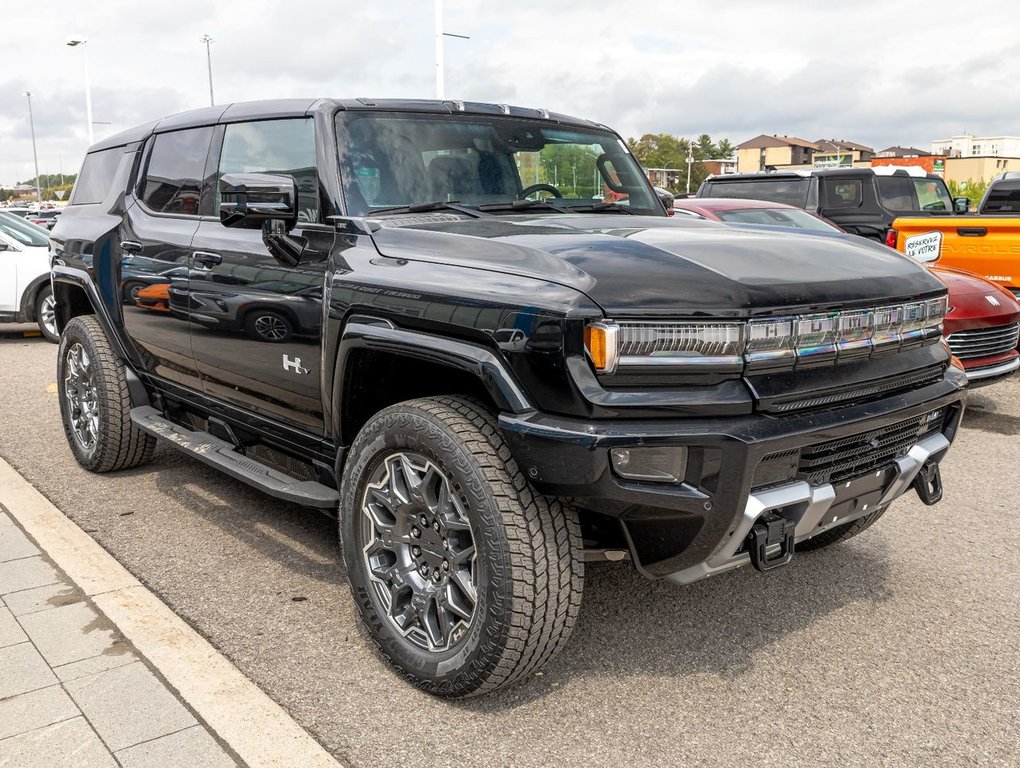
698, 167, 971, 241
50, 99, 966, 697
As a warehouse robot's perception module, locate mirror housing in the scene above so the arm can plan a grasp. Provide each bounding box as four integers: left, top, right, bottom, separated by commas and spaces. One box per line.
219, 173, 299, 230
953, 196, 971, 214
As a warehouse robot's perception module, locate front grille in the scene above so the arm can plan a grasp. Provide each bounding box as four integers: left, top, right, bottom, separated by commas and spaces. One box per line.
767, 364, 944, 413
946, 323, 1019, 360
796, 408, 946, 486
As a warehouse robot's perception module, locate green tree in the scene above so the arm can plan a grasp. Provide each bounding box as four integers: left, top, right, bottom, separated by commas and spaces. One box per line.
716, 138, 735, 159
628, 133, 734, 194
948, 178, 991, 208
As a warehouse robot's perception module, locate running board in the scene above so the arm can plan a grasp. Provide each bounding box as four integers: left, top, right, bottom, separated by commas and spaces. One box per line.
130, 406, 339, 508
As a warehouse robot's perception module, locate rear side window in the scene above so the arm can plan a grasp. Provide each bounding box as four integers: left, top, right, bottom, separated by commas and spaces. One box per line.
70, 148, 123, 205
876, 177, 953, 212
981, 181, 1020, 213
141, 127, 214, 216
824, 180, 863, 209
216, 119, 318, 222
701, 179, 810, 207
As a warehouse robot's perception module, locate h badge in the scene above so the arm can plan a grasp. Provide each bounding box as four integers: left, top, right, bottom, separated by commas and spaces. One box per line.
282, 354, 309, 375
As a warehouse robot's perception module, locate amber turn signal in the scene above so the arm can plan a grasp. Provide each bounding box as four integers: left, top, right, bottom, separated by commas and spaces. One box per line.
584, 322, 619, 373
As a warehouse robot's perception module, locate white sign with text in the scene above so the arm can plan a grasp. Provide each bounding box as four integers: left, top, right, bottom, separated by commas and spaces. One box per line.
903, 231, 943, 263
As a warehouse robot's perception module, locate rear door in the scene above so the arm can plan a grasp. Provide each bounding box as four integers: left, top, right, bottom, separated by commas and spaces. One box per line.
0, 232, 18, 311
188, 117, 332, 434
120, 125, 215, 391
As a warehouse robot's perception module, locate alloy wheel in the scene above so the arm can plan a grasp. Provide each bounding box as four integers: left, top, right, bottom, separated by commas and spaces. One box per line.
40, 293, 57, 338
360, 451, 478, 652
63, 343, 100, 450
253, 314, 288, 341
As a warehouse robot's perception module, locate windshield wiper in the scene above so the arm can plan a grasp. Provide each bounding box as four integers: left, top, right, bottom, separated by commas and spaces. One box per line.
477, 199, 572, 214
368, 201, 487, 219
575, 202, 639, 215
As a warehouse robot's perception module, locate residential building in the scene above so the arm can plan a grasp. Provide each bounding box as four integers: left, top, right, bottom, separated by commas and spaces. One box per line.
875, 146, 931, 158
736, 135, 817, 172
930, 135, 1020, 158
813, 139, 874, 167
943, 156, 1020, 185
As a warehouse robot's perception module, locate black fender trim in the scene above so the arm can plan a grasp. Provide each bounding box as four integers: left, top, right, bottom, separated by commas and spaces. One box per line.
51, 266, 134, 363
333, 319, 534, 442
18, 274, 52, 322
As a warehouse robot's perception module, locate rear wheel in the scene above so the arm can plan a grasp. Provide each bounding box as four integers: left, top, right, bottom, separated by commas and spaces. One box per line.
35, 285, 59, 343
339, 396, 584, 698
57, 316, 156, 472
244, 310, 292, 343
798, 506, 887, 551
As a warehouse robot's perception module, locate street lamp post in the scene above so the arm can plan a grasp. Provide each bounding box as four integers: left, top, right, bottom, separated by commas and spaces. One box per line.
201, 35, 215, 106
686, 143, 694, 195
434, 0, 469, 99
25, 92, 42, 204
66, 37, 94, 145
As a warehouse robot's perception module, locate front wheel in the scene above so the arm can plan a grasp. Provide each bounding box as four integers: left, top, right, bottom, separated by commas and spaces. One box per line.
35, 285, 59, 343
339, 396, 584, 698
244, 310, 292, 343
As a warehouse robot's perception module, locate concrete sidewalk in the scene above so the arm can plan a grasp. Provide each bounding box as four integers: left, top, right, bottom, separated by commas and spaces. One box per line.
0, 505, 238, 767
0, 457, 342, 768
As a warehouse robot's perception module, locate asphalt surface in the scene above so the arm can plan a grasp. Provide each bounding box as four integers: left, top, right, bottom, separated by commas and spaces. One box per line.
1, 331, 1017, 767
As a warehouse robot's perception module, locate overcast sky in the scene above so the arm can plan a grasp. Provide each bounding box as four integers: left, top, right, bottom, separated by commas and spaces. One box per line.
2, 0, 1016, 185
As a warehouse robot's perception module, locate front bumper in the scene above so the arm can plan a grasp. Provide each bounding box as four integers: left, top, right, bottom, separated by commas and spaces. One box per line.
500, 370, 966, 581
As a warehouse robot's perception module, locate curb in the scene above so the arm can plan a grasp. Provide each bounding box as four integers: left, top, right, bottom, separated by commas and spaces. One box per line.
0, 458, 343, 768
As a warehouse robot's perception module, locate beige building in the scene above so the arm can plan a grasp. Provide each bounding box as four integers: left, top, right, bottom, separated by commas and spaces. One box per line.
736, 135, 818, 172
943, 156, 1020, 185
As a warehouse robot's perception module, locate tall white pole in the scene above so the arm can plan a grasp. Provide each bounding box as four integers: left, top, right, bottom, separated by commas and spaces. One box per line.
83, 44, 94, 146
435, 0, 444, 99
25, 92, 42, 204
201, 35, 215, 106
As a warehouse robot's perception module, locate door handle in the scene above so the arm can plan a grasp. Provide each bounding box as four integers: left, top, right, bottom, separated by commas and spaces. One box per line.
120, 240, 143, 254
956, 227, 987, 237
192, 251, 222, 267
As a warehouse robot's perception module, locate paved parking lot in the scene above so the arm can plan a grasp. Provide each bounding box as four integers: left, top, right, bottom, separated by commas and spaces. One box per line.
1, 334, 1017, 767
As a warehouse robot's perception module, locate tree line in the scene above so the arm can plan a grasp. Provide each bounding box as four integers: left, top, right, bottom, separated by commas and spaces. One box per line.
627, 134, 735, 194
1, 173, 77, 203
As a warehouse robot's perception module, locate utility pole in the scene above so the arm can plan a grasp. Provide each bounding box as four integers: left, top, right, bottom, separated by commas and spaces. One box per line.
201, 35, 215, 106
25, 92, 42, 204
686, 142, 694, 195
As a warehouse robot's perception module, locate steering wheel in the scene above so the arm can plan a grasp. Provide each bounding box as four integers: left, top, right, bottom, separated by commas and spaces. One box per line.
518, 183, 563, 199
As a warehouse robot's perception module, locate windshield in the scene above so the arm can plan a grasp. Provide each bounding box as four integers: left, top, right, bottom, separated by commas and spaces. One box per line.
336, 112, 661, 216
700, 178, 810, 207
876, 176, 953, 212
715, 207, 838, 232
0, 212, 49, 247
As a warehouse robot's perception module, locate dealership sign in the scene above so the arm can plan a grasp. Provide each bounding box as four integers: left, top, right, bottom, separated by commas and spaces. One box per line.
814, 153, 853, 168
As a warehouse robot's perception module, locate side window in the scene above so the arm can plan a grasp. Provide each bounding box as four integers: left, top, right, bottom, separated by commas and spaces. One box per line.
825, 180, 863, 208
217, 119, 318, 223
141, 127, 214, 216
876, 177, 916, 211
70, 147, 123, 205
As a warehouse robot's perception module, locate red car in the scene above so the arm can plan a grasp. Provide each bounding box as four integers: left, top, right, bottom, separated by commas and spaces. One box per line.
674, 198, 1020, 387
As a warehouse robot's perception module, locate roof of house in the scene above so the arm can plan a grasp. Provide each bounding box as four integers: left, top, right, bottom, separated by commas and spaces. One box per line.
736, 134, 819, 150
875, 146, 932, 157
814, 139, 874, 153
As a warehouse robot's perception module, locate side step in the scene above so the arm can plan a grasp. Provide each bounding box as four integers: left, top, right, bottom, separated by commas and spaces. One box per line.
130, 406, 339, 509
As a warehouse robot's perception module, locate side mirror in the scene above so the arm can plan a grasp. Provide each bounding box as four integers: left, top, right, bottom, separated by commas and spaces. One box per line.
219, 173, 299, 230
0, 242, 8, 252
953, 196, 971, 214
654, 188, 674, 211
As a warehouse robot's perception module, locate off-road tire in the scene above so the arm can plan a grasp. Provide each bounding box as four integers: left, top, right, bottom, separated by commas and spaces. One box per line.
57, 315, 156, 472
798, 505, 888, 551
339, 396, 584, 698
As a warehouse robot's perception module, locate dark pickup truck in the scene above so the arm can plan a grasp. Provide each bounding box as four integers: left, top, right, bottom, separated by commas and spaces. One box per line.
50, 98, 966, 698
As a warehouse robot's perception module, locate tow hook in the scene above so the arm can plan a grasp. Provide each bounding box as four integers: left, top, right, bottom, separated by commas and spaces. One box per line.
747, 512, 796, 573
912, 461, 944, 506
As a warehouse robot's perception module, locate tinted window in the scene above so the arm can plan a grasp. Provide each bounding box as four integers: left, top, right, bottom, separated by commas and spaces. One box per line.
141, 127, 214, 215
825, 180, 863, 209
0, 212, 49, 246
715, 207, 839, 232
70, 147, 123, 205
701, 178, 810, 207
981, 181, 1020, 213
876, 177, 952, 212
217, 119, 319, 223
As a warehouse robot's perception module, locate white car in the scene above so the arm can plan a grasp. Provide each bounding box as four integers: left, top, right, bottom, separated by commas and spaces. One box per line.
0, 212, 57, 341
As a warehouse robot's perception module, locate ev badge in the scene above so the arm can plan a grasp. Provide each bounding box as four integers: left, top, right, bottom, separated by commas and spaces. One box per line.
282, 354, 310, 375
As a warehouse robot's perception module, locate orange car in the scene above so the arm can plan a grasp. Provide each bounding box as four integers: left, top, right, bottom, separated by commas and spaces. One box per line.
134, 282, 171, 313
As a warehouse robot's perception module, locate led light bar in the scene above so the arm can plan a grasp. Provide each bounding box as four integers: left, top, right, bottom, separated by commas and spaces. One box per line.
584, 297, 948, 374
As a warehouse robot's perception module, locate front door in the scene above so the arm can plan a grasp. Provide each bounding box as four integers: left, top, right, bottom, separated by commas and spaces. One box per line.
188, 118, 331, 434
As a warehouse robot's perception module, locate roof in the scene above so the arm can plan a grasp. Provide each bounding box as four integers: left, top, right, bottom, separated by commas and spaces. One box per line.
814, 139, 873, 153
706, 166, 940, 182
736, 134, 819, 151
88, 98, 602, 152
675, 198, 801, 216
876, 146, 932, 157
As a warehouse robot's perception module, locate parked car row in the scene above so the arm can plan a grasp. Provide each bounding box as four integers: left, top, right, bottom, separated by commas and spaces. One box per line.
0, 211, 58, 340
0, 205, 64, 230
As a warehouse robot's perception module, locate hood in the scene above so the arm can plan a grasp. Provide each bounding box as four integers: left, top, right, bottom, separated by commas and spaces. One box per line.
932, 266, 1020, 301
368, 214, 946, 316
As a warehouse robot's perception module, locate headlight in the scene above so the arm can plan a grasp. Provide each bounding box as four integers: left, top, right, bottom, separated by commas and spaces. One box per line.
585, 297, 948, 374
